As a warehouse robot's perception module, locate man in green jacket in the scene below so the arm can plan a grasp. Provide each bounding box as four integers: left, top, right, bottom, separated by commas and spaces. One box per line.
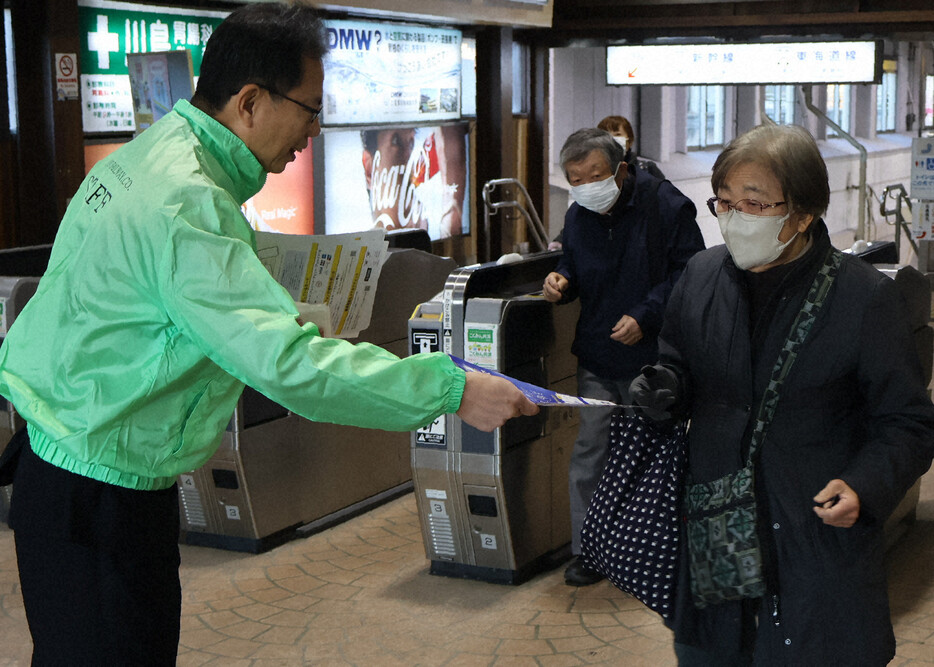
0, 4, 537, 664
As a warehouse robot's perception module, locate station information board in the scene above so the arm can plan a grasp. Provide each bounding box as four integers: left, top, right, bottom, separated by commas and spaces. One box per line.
607, 41, 881, 86
911, 137, 934, 201
126, 50, 194, 132
78, 0, 227, 133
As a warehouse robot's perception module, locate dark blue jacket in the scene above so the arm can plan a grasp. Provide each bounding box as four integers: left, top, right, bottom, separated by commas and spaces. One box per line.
555, 164, 704, 379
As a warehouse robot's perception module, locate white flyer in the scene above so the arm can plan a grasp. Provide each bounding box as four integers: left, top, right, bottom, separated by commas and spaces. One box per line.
255, 229, 389, 338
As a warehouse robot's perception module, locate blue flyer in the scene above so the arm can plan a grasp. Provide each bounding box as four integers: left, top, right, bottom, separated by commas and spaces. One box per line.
450, 355, 618, 407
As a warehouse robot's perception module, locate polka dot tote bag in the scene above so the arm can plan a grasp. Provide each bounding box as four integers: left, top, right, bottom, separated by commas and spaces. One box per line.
579, 411, 688, 620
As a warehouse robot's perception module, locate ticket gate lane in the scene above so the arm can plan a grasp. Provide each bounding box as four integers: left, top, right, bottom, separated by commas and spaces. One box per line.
409, 253, 580, 584
177, 248, 458, 552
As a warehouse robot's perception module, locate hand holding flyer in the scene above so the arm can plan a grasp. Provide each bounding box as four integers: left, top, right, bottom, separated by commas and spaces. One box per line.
449, 355, 618, 407
256, 230, 388, 339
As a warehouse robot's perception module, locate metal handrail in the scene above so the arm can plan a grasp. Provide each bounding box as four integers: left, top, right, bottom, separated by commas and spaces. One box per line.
879, 183, 919, 260
802, 85, 869, 241
482, 178, 549, 262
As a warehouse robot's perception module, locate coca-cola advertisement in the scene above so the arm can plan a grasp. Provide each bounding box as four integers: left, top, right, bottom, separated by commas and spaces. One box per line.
323, 123, 470, 240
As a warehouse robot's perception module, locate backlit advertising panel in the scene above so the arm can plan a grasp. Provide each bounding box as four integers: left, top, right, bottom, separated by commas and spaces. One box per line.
242, 149, 316, 236
322, 19, 461, 126
324, 124, 469, 241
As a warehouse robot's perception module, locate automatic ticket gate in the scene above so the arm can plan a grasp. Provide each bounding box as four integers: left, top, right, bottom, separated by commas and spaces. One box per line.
178, 247, 457, 552
0, 276, 40, 524
408, 253, 580, 584
875, 262, 934, 548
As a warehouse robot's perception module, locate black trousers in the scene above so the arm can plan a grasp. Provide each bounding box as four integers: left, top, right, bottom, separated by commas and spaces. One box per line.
11, 441, 181, 666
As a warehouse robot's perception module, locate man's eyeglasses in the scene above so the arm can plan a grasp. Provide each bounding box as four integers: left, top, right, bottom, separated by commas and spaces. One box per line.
256, 84, 322, 124
707, 197, 786, 217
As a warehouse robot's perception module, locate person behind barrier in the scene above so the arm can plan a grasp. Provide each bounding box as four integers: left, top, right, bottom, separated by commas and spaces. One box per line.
542, 127, 704, 586
597, 114, 665, 181
548, 116, 664, 252
0, 4, 537, 664
629, 123, 934, 664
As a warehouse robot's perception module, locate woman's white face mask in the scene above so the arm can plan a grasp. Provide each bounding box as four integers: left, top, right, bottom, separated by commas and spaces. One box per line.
570, 164, 621, 214
717, 208, 796, 270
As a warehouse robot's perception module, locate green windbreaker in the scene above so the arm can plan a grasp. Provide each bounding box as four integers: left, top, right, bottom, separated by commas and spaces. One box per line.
0, 100, 464, 490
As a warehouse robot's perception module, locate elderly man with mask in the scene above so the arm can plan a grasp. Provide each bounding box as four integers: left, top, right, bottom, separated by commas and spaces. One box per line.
543, 128, 704, 586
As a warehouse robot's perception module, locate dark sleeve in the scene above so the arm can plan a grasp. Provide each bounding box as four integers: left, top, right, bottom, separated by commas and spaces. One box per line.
645, 160, 666, 181
654, 256, 694, 412
553, 205, 580, 303
839, 275, 934, 522
628, 184, 705, 337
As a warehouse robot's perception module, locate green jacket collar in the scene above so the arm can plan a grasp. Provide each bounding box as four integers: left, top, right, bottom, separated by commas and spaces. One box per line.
174, 99, 267, 204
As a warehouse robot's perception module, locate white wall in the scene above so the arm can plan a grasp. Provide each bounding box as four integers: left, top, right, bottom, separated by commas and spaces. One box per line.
548, 44, 926, 263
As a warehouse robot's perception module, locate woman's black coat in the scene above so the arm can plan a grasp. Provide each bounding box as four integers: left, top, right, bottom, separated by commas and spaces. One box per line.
660, 221, 934, 664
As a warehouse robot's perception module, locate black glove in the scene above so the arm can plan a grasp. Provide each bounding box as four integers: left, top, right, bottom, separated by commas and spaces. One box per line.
628, 364, 680, 422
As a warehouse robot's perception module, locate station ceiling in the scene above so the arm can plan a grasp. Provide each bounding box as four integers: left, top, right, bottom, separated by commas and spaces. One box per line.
543, 0, 934, 45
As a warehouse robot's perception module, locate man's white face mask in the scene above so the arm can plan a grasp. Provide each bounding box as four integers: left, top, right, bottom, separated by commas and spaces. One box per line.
717, 208, 796, 270
569, 164, 621, 214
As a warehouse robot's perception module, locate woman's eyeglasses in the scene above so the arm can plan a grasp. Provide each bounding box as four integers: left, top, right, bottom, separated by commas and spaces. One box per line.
707, 197, 786, 217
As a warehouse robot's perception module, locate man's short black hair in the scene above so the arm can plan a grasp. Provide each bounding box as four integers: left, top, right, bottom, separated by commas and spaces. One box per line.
192, 2, 328, 115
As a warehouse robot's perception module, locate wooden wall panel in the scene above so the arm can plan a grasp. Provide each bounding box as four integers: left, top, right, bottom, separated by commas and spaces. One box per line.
8, 0, 83, 249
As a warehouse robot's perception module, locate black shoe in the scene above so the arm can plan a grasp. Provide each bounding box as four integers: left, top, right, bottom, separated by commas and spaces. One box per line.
564, 557, 604, 586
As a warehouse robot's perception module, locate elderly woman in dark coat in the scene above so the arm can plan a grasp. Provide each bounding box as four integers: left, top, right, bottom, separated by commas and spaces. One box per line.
630, 123, 934, 665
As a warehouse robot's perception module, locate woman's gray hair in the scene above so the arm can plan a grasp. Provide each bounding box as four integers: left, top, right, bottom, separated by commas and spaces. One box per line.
711, 124, 830, 220
559, 128, 627, 179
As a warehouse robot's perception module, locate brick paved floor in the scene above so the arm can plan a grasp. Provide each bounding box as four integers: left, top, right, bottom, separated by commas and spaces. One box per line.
1, 470, 932, 666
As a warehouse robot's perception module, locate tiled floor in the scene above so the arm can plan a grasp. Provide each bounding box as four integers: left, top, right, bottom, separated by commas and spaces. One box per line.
1, 469, 933, 666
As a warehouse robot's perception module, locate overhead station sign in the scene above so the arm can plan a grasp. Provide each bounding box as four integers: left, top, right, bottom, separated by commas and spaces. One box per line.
607, 41, 881, 86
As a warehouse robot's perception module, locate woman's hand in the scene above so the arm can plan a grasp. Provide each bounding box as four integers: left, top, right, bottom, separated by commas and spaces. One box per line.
813, 479, 860, 528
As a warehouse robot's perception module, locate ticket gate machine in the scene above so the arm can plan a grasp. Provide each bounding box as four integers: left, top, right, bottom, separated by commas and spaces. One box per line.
876, 263, 934, 548
0, 276, 40, 524
178, 247, 457, 552
408, 253, 580, 583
